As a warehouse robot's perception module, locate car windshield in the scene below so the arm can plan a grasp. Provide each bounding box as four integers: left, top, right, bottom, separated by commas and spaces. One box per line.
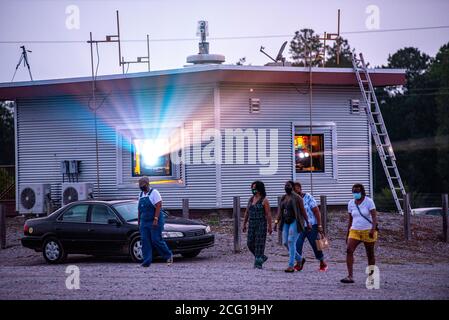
113, 201, 168, 222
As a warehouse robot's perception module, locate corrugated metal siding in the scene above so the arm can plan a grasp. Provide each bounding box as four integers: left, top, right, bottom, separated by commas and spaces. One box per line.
219, 84, 370, 207
16, 85, 217, 209
16, 81, 372, 210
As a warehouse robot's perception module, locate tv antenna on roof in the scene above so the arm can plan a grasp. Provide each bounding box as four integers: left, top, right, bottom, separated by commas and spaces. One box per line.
317, 9, 341, 67
121, 34, 151, 74
260, 41, 288, 66
11, 46, 33, 82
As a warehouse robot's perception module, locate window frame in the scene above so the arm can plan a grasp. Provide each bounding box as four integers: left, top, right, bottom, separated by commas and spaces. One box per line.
292, 122, 338, 181
115, 124, 186, 188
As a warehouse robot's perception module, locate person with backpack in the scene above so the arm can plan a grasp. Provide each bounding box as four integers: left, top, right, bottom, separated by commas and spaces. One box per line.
242, 181, 273, 269
274, 181, 310, 272
341, 183, 378, 283
138, 176, 173, 267
293, 182, 328, 272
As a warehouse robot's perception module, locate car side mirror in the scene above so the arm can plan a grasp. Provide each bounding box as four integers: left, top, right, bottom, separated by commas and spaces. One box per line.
108, 219, 120, 225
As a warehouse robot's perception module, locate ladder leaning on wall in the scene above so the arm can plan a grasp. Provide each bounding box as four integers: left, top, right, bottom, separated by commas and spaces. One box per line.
351, 53, 408, 215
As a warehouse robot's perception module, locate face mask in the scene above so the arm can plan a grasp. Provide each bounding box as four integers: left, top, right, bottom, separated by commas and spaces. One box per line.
251, 189, 257, 195
353, 192, 362, 200
285, 186, 293, 194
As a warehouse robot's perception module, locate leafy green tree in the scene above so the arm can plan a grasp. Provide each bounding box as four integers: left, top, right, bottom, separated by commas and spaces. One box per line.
374, 45, 449, 199
326, 37, 354, 68
289, 29, 322, 67
386, 47, 432, 90
0, 101, 14, 165
428, 42, 449, 191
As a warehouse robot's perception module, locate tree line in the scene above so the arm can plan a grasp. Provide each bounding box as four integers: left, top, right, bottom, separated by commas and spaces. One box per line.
1, 30, 448, 208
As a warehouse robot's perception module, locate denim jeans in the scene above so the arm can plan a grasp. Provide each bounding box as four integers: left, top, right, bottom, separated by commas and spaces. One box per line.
139, 221, 172, 265
296, 224, 324, 262
282, 220, 301, 268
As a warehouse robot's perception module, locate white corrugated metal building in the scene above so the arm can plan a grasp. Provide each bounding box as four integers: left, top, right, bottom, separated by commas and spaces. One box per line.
0, 65, 405, 213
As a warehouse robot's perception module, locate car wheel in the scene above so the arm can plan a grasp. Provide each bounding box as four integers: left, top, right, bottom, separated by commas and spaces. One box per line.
42, 237, 67, 264
181, 250, 201, 258
130, 237, 143, 263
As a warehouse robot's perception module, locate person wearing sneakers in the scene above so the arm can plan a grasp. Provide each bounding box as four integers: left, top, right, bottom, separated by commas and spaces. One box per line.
293, 182, 328, 272
341, 183, 378, 284
137, 176, 173, 268
243, 181, 273, 269
274, 181, 310, 273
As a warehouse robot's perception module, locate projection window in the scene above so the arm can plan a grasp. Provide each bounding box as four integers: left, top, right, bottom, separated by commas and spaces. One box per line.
132, 139, 172, 177
294, 134, 325, 173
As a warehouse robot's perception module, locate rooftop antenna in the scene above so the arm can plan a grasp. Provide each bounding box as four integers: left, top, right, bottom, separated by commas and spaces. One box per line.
186, 21, 225, 65
11, 46, 33, 82
121, 34, 151, 74
260, 41, 288, 66
317, 9, 341, 67
86, 10, 121, 198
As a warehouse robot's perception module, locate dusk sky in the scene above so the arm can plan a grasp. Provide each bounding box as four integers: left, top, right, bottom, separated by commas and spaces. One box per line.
0, 0, 448, 83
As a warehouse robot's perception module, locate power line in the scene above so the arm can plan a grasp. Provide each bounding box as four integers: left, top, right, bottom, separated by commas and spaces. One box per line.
1, 25, 449, 44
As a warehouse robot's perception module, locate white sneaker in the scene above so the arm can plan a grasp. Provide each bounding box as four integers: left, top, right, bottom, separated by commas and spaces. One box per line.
167, 255, 173, 266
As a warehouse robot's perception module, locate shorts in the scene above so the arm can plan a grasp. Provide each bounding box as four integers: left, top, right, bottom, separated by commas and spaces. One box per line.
348, 229, 378, 243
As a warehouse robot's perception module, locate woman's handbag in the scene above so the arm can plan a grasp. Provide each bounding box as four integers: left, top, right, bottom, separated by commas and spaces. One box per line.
316, 233, 330, 251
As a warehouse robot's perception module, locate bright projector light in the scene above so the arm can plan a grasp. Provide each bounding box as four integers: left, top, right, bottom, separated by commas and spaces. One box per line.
137, 138, 169, 167
142, 152, 159, 166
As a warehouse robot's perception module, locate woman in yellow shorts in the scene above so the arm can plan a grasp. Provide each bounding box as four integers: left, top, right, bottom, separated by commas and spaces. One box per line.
341, 183, 378, 284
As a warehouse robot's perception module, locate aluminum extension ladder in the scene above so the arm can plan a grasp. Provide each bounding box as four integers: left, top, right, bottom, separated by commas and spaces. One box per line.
351, 53, 407, 215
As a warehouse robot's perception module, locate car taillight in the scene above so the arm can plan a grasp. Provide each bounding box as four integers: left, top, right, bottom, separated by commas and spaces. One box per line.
24, 224, 29, 235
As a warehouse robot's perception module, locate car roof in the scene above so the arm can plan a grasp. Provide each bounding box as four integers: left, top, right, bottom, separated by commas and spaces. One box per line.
71, 199, 137, 205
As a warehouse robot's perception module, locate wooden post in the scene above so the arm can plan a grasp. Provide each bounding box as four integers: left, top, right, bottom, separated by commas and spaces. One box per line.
233, 196, 241, 253
277, 195, 282, 245
442, 194, 448, 243
404, 193, 411, 241
182, 198, 189, 219
320, 195, 328, 235
0, 204, 6, 249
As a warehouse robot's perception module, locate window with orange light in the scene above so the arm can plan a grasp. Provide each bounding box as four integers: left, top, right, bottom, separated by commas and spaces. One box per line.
294, 134, 325, 173
132, 139, 172, 177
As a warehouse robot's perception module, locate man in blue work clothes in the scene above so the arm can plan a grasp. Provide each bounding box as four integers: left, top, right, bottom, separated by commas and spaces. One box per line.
138, 176, 173, 267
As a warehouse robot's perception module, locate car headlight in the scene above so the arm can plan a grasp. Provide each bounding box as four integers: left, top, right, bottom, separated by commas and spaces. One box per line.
205, 225, 211, 234
162, 231, 184, 238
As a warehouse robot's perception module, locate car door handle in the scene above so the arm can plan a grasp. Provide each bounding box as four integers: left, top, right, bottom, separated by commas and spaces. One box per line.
88, 229, 95, 232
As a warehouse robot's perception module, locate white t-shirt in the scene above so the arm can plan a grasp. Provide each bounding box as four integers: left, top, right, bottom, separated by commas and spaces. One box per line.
139, 188, 162, 206
348, 196, 376, 230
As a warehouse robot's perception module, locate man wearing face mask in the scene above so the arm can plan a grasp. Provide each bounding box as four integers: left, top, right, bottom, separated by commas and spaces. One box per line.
138, 176, 173, 267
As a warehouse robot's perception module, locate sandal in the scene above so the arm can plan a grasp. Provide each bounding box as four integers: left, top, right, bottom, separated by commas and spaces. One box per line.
340, 276, 354, 284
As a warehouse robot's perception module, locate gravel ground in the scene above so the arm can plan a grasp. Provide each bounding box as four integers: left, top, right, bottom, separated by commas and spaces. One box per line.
1, 211, 449, 300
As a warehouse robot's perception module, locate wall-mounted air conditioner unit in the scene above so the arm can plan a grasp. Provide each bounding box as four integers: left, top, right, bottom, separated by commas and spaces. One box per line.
61, 182, 94, 206
19, 183, 51, 215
